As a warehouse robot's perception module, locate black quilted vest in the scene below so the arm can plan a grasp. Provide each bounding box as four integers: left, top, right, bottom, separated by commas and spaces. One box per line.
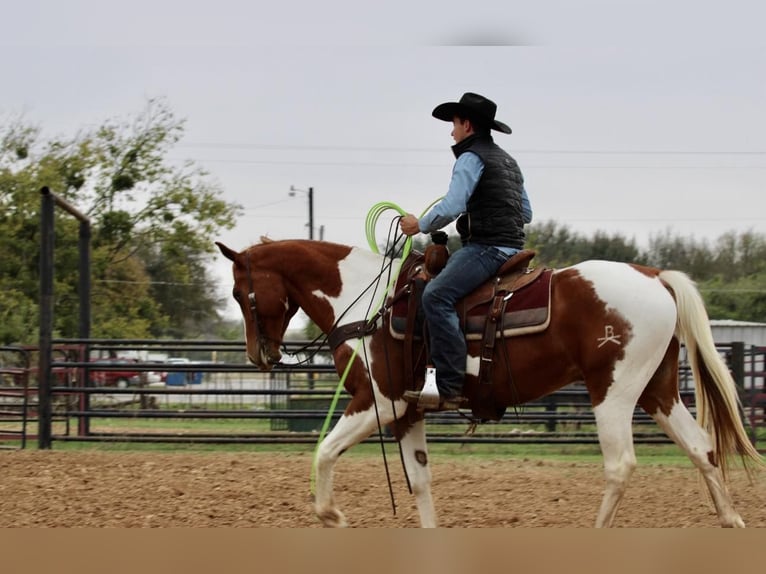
453, 134, 526, 249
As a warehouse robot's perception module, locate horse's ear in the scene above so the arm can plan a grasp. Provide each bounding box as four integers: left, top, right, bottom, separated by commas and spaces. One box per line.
215, 241, 239, 262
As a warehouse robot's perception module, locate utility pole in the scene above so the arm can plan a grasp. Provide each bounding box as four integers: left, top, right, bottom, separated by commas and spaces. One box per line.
308, 186, 314, 240
289, 184, 317, 390
289, 185, 314, 240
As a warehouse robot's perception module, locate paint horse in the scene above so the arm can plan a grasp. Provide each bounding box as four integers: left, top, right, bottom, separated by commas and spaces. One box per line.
216, 237, 763, 527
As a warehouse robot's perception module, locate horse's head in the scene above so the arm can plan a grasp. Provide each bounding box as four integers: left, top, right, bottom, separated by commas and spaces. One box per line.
216, 240, 298, 370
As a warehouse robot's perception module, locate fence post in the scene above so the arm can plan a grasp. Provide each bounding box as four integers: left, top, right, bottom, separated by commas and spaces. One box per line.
78, 219, 92, 436
38, 187, 92, 448
727, 341, 754, 443
545, 395, 557, 432
38, 189, 54, 449
729, 342, 745, 391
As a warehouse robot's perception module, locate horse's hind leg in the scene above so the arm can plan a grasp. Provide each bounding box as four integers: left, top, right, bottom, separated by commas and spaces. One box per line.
592, 393, 639, 527
313, 405, 399, 527
638, 346, 745, 527
648, 402, 745, 527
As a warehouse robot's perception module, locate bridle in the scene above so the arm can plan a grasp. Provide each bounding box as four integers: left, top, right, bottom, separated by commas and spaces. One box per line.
241, 249, 329, 367
244, 254, 280, 363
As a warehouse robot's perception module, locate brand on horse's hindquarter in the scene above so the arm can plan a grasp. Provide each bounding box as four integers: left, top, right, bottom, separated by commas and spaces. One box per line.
597, 325, 622, 348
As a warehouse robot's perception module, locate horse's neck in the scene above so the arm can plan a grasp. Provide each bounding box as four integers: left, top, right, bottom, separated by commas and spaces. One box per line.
333, 248, 400, 321
296, 246, 398, 331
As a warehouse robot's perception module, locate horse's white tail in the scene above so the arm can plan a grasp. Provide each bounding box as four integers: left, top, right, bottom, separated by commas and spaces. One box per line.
659, 270, 763, 477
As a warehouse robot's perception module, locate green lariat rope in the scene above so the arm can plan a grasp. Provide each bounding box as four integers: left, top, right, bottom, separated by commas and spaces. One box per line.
310, 200, 439, 493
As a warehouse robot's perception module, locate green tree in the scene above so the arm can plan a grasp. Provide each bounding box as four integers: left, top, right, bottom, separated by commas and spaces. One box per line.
526, 220, 645, 267
702, 275, 766, 322
712, 230, 766, 281
588, 230, 643, 263
0, 100, 242, 344
525, 220, 585, 267
645, 230, 716, 279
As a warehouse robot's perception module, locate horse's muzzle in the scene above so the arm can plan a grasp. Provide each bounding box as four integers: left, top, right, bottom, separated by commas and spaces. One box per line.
248, 346, 282, 371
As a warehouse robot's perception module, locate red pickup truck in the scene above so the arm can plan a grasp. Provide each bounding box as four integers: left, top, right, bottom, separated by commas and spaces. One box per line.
89, 358, 142, 388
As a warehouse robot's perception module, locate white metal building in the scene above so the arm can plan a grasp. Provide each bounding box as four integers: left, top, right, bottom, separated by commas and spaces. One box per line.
710, 320, 766, 348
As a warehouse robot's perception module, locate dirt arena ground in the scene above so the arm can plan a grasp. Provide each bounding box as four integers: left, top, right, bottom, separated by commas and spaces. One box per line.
1, 450, 764, 527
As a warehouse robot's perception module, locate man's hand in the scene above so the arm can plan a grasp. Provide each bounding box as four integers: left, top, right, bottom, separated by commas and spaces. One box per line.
400, 214, 420, 236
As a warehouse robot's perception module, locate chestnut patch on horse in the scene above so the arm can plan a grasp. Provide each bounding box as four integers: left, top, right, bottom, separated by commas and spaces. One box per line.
629, 263, 662, 278
639, 337, 681, 417
553, 268, 633, 408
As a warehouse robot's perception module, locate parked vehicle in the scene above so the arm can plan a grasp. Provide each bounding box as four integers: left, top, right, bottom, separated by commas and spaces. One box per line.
89, 358, 162, 388
163, 357, 203, 386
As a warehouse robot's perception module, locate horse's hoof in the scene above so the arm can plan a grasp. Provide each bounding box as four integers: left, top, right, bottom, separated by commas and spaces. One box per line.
316, 508, 348, 528
722, 515, 746, 528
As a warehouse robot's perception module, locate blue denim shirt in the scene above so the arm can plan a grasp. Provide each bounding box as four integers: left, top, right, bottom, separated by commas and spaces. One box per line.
418, 151, 533, 254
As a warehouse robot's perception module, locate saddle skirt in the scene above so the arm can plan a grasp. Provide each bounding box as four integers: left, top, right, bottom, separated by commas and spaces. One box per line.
388, 247, 553, 341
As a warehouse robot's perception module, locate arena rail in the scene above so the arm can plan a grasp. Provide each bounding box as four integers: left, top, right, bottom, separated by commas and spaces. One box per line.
2, 338, 756, 450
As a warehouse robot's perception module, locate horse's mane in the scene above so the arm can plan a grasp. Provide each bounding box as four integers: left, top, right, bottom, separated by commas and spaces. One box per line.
245, 236, 355, 268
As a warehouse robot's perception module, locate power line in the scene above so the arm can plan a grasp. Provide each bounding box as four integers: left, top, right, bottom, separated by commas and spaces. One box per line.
239, 212, 766, 222
177, 142, 766, 155
170, 143, 766, 170
170, 157, 766, 169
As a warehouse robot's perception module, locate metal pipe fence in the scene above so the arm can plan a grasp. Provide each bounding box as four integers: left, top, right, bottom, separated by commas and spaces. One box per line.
1, 339, 763, 449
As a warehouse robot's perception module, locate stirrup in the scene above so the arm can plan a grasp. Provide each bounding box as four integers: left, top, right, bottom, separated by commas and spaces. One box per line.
416, 367, 440, 409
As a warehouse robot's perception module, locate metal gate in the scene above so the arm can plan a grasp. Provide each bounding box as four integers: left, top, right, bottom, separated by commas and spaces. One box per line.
0, 347, 31, 449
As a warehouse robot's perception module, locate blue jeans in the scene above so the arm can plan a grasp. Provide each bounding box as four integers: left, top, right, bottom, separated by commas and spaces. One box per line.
421, 243, 512, 396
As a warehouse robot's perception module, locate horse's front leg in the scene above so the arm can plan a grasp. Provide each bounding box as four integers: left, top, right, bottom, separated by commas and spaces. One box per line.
396, 417, 437, 527
314, 405, 397, 527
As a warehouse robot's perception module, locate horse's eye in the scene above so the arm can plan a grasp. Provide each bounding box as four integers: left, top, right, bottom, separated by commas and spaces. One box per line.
233, 290, 241, 302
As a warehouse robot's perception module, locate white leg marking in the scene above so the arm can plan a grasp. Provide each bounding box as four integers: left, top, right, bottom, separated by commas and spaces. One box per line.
593, 398, 638, 527
399, 419, 437, 528
652, 402, 745, 527
313, 401, 406, 527
591, 338, 671, 527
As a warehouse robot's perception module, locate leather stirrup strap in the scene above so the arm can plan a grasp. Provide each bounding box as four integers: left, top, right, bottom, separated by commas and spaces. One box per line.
479, 292, 509, 384
403, 277, 423, 391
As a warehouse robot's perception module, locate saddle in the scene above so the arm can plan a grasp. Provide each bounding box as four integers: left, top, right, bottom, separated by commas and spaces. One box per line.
389, 246, 552, 346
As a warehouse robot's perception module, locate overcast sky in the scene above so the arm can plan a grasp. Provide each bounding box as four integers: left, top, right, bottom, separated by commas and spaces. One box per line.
3, 0, 765, 317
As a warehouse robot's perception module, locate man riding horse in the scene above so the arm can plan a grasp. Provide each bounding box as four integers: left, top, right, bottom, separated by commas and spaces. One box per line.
399, 92, 533, 410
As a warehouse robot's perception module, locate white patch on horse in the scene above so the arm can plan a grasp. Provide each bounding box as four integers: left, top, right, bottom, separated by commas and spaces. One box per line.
312, 247, 402, 324
571, 261, 676, 341
574, 260, 677, 407
597, 325, 622, 347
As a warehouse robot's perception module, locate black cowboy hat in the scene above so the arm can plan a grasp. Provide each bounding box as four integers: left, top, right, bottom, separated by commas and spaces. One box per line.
432, 92, 512, 134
